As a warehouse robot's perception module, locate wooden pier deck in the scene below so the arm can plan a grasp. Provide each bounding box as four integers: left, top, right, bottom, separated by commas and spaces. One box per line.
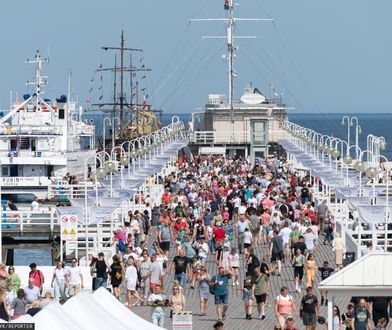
126, 235, 350, 330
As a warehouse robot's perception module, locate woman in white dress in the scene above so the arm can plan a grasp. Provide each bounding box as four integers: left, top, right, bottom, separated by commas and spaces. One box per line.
125, 258, 144, 308
51, 261, 68, 303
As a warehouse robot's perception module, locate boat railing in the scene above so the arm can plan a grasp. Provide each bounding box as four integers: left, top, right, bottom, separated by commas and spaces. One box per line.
2, 209, 57, 233
190, 131, 250, 144
47, 183, 95, 200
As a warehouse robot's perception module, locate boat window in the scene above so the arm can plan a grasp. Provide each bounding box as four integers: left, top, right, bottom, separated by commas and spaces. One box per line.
58, 108, 65, 119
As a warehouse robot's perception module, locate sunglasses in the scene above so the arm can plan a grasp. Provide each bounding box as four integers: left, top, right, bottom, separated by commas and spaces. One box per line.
9, 268, 14, 271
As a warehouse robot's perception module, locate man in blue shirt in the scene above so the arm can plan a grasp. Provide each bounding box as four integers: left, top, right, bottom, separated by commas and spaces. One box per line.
210, 267, 232, 322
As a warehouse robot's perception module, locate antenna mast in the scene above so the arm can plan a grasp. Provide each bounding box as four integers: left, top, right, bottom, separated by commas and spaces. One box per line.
26, 50, 49, 108
190, 1, 273, 143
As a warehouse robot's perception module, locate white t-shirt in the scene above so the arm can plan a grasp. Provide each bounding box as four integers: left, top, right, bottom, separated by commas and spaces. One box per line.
67, 266, 81, 285
244, 231, 253, 244
31, 200, 39, 211
280, 227, 292, 244
53, 268, 67, 281
198, 242, 209, 259
231, 253, 239, 267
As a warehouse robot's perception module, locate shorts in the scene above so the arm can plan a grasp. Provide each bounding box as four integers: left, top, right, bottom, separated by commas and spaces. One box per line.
294, 266, 304, 280
242, 291, 252, 302
214, 294, 228, 305
160, 241, 170, 251
263, 226, 272, 235
271, 252, 283, 262
255, 293, 267, 304
302, 312, 317, 326
68, 284, 80, 296
244, 243, 251, 249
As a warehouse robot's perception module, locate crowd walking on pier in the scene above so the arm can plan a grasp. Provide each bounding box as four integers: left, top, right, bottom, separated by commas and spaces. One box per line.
0, 153, 391, 329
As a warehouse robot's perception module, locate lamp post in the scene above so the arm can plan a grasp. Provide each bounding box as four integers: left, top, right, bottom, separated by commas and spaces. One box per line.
111, 146, 127, 189
102, 116, 120, 151
83, 154, 107, 262
341, 116, 352, 153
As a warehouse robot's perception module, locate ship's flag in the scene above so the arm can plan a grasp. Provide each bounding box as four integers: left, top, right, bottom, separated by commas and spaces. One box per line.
142, 95, 147, 110
86, 98, 91, 103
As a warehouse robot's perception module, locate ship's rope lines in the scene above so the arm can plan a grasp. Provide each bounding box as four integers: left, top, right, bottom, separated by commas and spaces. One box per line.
164, 24, 226, 111
251, 0, 346, 135
152, 0, 215, 102
160, 39, 226, 111
237, 22, 342, 135
164, 41, 226, 111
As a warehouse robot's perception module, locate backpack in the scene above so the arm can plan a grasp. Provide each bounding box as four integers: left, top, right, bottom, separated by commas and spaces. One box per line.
250, 215, 261, 232
118, 239, 127, 253
252, 255, 260, 268
291, 230, 300, 244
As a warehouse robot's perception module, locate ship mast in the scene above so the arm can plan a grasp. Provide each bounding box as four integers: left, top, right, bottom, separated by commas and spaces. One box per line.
26, 50, 49, 109
101, 31, 143, 130
190, 1, 272, 142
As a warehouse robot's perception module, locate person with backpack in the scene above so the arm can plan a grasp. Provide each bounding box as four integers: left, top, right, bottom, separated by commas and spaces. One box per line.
28, 263, 44, 294
94, 252, 110, 290
210, 267, 232, 322
270, 229, 284, 276
249, 209, 261, 247
245, 248, 260, 276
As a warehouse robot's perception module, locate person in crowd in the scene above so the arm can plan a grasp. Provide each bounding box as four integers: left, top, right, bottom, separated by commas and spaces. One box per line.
198, 266, 210, 316
350, 298, 372, 329
23, 278, 41, 304
213, 320, 224, 330
67, 258, 84, 297
169, 285, 186, 317
171, 248, 189, 289
109, 255, 123, 300
341, 303, 355, 329
0, 288, 9, 321
318, 261, 335, 306
275, 286, 296, 329
5, 283, 15, 314
6, 266, 20, 293
28, 263, 44, 294
292, 248, 305, 293
210, 267, 232, 322
242, 274, 253, 320
305, 254, 317, 288
251, 267, 269, 320
369, 296, 392, 327
147, 283, 168, 327
11, 289, 27, 319
270, 229, 284, 276
51, 261, 68, 303
300, 286, 319, 330
125, 258, 144, 308
332, 232, 345, 269
26, 300, 42, 316
94, 252, 110, 290
41, 291, 54, 308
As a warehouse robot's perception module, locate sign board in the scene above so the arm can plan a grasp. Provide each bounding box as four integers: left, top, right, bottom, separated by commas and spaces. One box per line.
60, 214, 78, 241
200, 147, 226, 155
172, 311, 192, 330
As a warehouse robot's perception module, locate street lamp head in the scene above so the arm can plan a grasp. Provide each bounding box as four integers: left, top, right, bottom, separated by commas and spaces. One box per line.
366, 167, 378, 179
120, 156, 128, 166
380, 141, 386, 150
105, 161, 116, 173
332, 149, 340, 159
354, 160, 365, 172
343, 154, 352, 165
96, 167, 107, 179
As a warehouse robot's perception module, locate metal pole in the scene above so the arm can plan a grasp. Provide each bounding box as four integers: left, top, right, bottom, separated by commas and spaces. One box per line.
84, 161, 89, 262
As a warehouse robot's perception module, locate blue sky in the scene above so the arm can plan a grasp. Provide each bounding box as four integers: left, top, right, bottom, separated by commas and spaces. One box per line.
0, 0, 391, 114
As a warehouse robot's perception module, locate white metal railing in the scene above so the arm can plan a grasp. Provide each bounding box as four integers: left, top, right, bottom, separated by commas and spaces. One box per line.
47, 183, 95, 200
0, 150, 65, 158
190, 131, 250, 144
2, 210, 57, 233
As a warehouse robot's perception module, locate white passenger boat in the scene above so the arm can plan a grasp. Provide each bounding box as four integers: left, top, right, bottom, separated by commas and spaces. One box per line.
0, 50, 95, 200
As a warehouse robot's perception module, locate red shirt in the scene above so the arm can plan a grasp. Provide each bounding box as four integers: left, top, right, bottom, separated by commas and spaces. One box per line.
213, 228, 226, 241
29, 270, 44, 288
174, 221, 188, 232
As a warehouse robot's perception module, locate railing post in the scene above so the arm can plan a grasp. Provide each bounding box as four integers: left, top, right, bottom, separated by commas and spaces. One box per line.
20, 212, 23, 232
50, 210, 54, 232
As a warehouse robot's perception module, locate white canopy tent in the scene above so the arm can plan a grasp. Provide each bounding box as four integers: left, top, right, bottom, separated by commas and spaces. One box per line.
319, 253, 392, 330
3, 288, 163, 330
